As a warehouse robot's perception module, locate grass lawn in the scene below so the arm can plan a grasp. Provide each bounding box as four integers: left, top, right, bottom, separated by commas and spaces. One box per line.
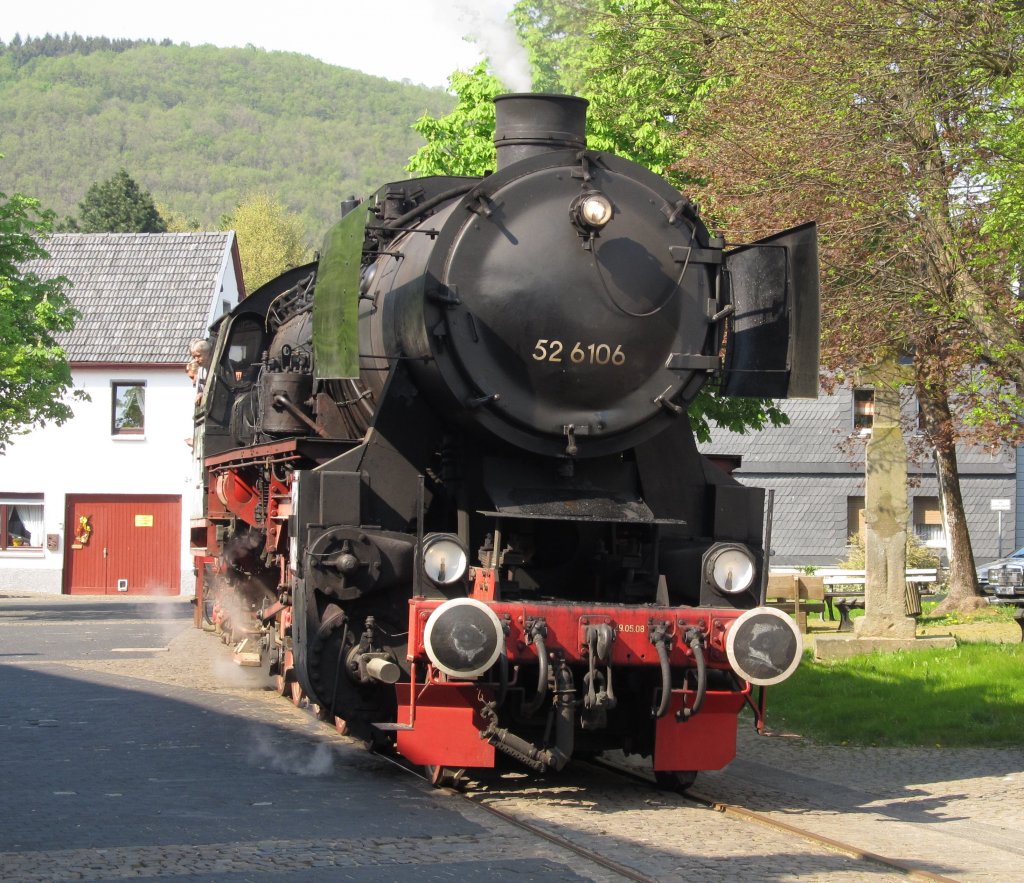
765, 606, 1024, 747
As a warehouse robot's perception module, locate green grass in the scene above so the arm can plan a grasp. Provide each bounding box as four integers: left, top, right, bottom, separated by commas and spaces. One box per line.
840, 600, 1018, 625
918, 600, 1018, 626
767, 641, 1024, 747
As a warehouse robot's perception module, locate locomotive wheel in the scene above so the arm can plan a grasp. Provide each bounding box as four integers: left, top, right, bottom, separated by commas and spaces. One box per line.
424, 765, 468, 791
312, 705, 350, 736
201, 599, 217, 632
654, 770, 698, 792
289, 678, 305, 707
274, 673, 288, 695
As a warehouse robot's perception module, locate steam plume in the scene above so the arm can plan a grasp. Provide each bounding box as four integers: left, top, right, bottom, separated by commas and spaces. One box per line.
454, 1, 532, 92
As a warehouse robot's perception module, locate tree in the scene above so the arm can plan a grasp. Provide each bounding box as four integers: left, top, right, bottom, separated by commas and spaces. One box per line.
158, 204, 202, 232
221, 192, 312, 291
655, 0, 1024, 611
407, 64, 504, 177
0, 176, 81, 452
513, 0, 722, 181
72, 169, 168, 233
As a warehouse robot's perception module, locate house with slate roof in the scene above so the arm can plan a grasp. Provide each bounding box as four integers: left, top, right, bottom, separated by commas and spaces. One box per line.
700, 387, 1019, 568
0, 232, 244, 595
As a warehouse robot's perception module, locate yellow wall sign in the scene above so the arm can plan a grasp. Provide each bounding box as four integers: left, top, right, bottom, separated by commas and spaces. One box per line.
135, 514, 154, 527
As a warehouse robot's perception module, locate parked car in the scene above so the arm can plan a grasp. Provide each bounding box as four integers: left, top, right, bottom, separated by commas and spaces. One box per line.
976, 548, 1024, 605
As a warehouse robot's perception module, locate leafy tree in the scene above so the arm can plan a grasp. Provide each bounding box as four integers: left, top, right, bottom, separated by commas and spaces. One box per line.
158, 204, 202, 232
616, 0, 1024, 611
72, 169, 168, 233
221, 192, 312, 290
507, 1, 1024, 610
0, 175, 81, 452
407, 64, 503, 176
513, 0, 721, 182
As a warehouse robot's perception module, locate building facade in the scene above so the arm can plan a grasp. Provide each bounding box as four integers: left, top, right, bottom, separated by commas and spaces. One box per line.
700, 387, 1018, 568
0, 232, 244, 595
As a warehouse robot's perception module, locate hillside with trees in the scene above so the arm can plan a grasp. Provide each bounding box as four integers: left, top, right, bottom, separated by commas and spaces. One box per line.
0, 36, 454, 241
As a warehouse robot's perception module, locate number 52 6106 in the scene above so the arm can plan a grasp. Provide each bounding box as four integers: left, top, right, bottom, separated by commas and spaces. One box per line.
532, 339, 626, 366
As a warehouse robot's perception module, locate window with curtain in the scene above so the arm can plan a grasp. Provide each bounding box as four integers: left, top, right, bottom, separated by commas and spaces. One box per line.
112, 381, 146, 435
1, 496, 44, 550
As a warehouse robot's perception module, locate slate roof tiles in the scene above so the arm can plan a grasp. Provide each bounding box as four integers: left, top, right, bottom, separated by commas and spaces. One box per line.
23, 232, 236, 364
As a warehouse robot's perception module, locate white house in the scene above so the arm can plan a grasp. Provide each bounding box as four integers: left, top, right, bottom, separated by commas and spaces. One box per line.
0, 232, 244, 595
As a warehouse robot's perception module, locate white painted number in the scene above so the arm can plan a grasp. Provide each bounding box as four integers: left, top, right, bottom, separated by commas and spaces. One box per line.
532, 340, 626, 366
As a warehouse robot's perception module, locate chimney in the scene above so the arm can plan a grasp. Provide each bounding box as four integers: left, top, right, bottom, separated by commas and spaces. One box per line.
493, 93, 588, 170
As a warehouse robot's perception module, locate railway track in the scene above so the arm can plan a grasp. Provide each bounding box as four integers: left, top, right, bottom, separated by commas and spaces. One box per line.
588, 757, 960, 883
336, 719, 958, 883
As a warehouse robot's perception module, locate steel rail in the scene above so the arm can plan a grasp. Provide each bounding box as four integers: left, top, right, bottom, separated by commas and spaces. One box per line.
363, 747, 656, 883
588, 757, 960, 883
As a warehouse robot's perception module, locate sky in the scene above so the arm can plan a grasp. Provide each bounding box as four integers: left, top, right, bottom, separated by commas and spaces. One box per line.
0, 0, 529, 90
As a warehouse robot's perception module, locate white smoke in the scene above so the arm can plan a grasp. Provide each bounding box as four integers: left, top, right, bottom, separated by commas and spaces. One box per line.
246, 726, 337, 777
452, 1, 533, 92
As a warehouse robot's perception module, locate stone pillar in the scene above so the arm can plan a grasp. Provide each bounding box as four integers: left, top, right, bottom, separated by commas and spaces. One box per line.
855, 363, 916, 639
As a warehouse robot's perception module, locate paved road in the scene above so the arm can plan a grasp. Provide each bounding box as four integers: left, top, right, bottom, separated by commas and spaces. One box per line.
0, 594, 600, 882
1, 593, 1021, 882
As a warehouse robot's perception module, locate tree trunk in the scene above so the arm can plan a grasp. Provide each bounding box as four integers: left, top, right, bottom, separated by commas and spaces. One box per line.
915, 372, 986, 614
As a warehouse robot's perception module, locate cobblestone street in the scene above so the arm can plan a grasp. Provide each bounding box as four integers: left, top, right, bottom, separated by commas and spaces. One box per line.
1, 593, 1021, 882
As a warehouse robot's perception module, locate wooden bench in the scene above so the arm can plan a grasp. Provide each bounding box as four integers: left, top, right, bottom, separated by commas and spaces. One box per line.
819, 568, 938, 632
763, 573, 825, 633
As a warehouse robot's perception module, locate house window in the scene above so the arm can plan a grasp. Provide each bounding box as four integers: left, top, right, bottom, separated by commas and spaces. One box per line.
112, 381, 146, 435
853, 388, 874, 432
913, 497, 945, 548
847, 496, 865, 541
1, 495, 44, 550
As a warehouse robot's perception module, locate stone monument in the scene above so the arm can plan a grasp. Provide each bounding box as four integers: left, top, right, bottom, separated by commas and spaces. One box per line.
855, 366, 917, 639
815, 360, 955, 660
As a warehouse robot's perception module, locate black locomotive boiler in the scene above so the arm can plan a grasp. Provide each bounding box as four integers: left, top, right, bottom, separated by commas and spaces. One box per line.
195, 93, 819, 789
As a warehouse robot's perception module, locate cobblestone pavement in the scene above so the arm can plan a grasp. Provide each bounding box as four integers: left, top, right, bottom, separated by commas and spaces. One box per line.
1, 593, 1021, 882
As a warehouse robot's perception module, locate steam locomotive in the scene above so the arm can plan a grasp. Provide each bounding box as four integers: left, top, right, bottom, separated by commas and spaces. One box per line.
195, 94, 819, 789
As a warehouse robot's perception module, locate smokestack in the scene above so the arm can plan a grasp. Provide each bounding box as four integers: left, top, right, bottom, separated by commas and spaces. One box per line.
493, 93, 588, 170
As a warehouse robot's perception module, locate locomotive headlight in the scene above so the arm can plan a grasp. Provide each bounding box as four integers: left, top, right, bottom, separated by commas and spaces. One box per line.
421, 533, 469, 586
571, 191, 614, 230
703, 543, 757, 595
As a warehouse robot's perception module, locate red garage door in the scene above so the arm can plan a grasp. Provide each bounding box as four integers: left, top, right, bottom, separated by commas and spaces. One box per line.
64, 495, 181, 595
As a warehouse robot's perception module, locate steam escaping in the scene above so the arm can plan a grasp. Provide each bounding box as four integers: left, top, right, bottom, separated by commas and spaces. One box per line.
453, 1, 532, 92
246, 726, 336, 777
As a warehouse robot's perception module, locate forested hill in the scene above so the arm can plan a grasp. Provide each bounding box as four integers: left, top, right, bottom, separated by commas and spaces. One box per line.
0, 37, 454, 239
